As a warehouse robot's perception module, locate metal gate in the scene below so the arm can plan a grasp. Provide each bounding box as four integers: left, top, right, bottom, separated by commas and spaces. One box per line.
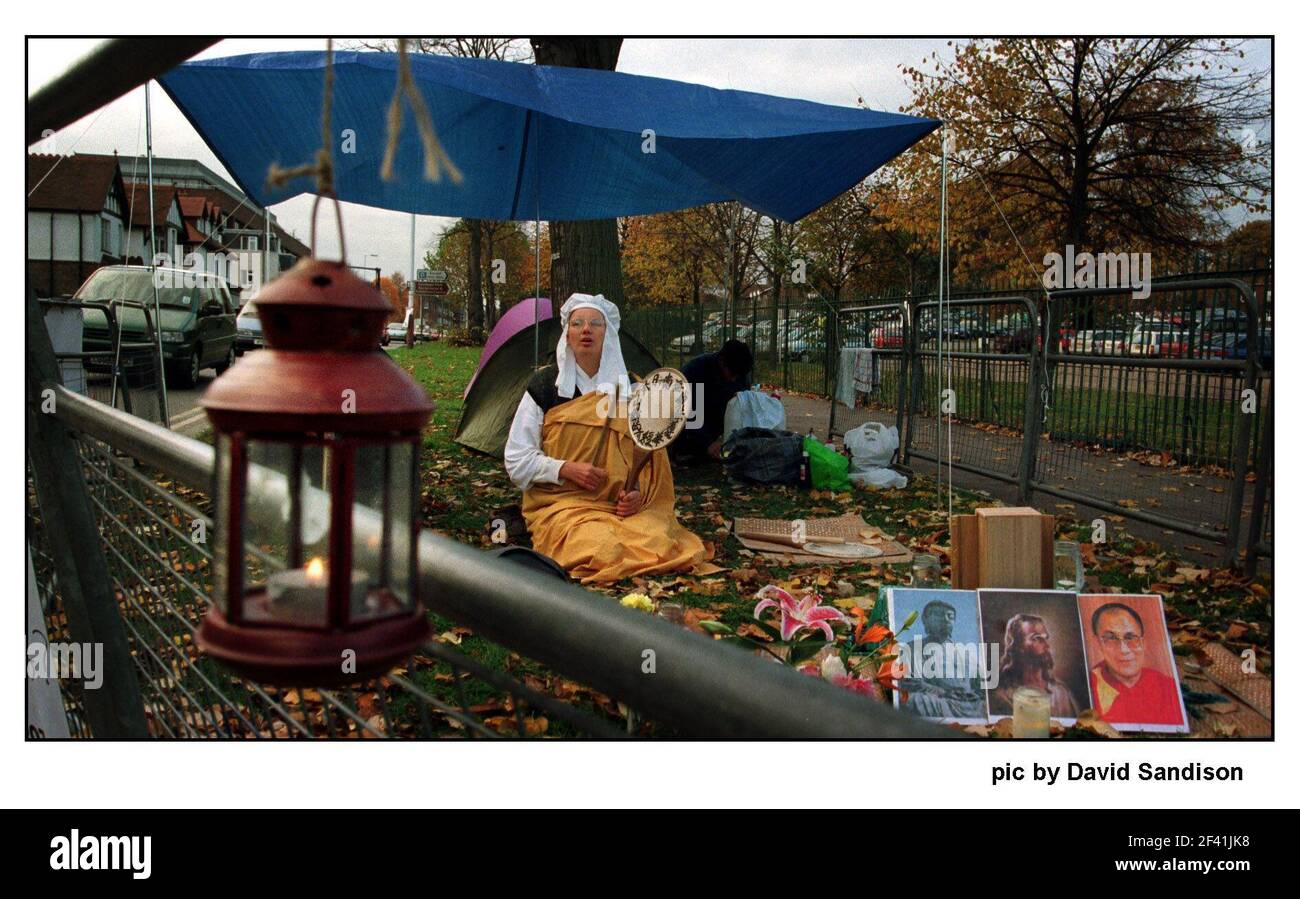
832, 278, 1267, 565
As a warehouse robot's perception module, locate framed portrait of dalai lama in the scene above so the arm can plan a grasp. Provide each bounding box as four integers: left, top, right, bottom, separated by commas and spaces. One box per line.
1077, 594, 1189, 733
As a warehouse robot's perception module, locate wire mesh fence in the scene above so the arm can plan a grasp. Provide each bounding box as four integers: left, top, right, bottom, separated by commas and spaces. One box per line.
30, 396, 938, 740
27, 435, 625, 739
819, 276, 1267, 558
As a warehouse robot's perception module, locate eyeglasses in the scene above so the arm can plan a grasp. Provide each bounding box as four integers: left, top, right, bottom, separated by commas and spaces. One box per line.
1100, 634, 1144, 650
569, 318, 606, 330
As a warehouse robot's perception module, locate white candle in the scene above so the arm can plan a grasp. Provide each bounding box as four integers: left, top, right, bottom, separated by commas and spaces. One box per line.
1012, 687, 1051, 738
265, 558, 368, 623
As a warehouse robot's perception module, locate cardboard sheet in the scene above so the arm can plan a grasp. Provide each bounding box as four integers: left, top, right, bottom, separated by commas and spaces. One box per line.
732, 513, 912, 565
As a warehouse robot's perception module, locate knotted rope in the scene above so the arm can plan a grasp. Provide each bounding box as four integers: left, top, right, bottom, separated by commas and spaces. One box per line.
266, 39, 337, 196
264, 37, 463, 200
381, 39, 463, 184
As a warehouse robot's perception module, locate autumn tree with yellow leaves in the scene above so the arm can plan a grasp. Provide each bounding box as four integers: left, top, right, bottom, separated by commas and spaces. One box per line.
890, 38, 1270, 285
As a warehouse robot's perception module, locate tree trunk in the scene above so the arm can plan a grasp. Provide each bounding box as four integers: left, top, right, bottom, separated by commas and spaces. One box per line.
767, 221, 782, 358
466, 218, 483, 336
692, 280, 702, 350
548, 217, 625, 305
531, 38, 626, 306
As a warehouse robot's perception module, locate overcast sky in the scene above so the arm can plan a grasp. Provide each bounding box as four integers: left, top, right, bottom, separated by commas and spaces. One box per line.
27, 38, 1271, 283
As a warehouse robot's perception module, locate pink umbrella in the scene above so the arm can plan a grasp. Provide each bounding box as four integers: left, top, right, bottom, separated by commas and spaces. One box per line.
463, 297, 552, 398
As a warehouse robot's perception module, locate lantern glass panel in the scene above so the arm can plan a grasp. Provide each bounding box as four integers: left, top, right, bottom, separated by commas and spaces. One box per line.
241, 438, 331, 628
212, 432, 232, 615
351, 441, 417, 621
385, 441, 417, 609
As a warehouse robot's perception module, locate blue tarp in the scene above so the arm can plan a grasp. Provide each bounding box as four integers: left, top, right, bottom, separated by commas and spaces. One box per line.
159, 51, 939, 223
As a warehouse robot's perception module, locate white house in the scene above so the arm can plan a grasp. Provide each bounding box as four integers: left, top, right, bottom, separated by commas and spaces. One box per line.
26, 153, 128, 297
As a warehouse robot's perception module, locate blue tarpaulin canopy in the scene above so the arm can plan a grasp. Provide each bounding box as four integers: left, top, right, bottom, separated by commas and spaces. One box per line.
159, 51, 940, 223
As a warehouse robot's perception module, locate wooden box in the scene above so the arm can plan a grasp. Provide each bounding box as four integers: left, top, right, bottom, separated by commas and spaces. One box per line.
950, 506, 1054, 589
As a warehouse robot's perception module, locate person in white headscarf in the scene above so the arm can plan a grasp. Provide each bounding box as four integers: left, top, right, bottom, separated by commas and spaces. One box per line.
505, 293, 632, 501
503, 293, 713, 584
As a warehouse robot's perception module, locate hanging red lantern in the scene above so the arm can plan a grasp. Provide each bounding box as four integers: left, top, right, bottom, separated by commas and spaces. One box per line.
198, 250, 433, 686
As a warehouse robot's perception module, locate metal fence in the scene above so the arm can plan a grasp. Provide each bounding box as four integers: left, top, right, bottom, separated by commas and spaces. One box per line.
826, 278, 1268, 564
40, 298, 168, 425
624, 284, 840, 397
1032, 279, 1262, 555
1245, 402, 1273, 578
27, 380, 944, 740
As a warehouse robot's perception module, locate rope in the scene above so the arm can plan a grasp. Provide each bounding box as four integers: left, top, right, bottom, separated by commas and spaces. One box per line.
381, 39, 463, 184
964, 152, 1056, 426
265, 39, 336, 195
938, 125, 952, 519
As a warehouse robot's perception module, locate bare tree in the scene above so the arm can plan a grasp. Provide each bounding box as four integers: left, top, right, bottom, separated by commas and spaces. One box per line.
796, 182, 881, 303
668, 202, 762, 339
357, 39, 532, 336
754, 216, 801, 357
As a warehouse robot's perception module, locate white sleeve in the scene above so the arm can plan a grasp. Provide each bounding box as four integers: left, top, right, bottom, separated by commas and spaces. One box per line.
504, 392, 567, 490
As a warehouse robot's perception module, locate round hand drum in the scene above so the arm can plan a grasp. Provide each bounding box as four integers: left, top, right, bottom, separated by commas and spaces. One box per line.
623, 367, 690, 494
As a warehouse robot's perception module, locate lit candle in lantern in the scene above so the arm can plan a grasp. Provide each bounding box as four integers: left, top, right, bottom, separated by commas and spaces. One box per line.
266, 557, 368, 623
1012, 687, 1051, 738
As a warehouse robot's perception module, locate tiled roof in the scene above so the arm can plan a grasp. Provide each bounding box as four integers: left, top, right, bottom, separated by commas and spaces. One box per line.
27, 153, 124, 213
123, 181, 183, 224
178, 186, 311, 258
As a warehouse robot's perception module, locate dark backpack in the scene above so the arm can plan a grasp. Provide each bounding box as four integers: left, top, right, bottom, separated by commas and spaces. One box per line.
721, 427, 803, 486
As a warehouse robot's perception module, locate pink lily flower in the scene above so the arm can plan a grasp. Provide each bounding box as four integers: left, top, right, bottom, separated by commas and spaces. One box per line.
753, 585, 848, 641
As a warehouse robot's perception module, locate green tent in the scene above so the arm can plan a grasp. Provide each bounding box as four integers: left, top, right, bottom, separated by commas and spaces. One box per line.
455, 316, 661, 458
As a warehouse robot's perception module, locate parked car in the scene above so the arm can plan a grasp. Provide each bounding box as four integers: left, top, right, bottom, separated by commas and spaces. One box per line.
1069, 329, 1096, 353
1203, 329, 1272, 367
1091, 329, 1129, 355
670, 320, 727, 354
916, 311, 975, 341
784, 319, 825, 362
1129, 325, 1190, 357
385, 322, 408, 345
870, 325, 905, 349
994, 326, 1037, 354
235, 300, 264, 355
75, 265, 237, 388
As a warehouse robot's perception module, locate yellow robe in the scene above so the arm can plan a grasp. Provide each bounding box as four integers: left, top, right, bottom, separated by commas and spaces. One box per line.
522, 390, 713, 584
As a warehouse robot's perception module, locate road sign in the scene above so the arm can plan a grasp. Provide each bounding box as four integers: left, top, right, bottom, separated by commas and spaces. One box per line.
415, 281, 449, 296
416, 269, 448, 283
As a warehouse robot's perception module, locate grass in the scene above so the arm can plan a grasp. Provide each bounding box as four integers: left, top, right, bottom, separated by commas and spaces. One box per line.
387, 340, 1272, 736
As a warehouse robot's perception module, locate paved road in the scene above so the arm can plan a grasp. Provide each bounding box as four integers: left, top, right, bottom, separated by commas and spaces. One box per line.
164, 346, 404, 437
164, 373, 213, 435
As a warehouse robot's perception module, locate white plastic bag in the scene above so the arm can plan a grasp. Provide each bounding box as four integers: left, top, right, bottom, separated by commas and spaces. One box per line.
844, 422, 907, 489
723, 391, 786, 443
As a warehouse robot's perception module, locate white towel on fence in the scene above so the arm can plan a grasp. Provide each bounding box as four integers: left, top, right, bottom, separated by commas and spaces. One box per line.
836, 347, 878, 406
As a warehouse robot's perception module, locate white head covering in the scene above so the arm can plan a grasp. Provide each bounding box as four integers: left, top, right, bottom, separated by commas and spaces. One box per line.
555, 292, 630, 399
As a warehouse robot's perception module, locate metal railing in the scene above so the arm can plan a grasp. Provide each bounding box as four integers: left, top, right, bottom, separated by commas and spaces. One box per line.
1245, 402, 1273, 578
1033, 279, 1262, 556
907, 296, 1040, 496
623, 285, 836, 396
827, 279, 1268, 564
40, 298, 167, 423
30, 385, 946, 739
